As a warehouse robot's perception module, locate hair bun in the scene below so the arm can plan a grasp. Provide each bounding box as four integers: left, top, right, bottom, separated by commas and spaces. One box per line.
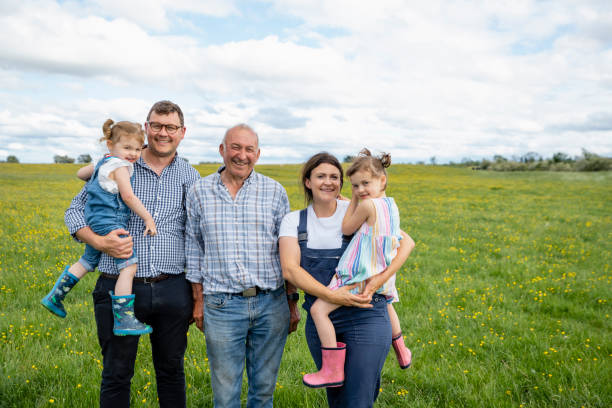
379, 152, 391, 168
358, 148, 372, 157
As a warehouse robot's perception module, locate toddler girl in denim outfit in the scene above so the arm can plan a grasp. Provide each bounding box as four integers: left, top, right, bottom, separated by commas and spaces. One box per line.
42, 119, 156, 336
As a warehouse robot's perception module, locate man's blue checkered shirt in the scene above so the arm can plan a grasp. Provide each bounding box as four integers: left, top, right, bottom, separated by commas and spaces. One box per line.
185, 168, 290, 294
65, 154, 200, 277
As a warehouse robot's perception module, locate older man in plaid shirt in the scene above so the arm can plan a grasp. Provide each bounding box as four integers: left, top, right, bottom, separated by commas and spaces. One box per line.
65, 101, 200, 408
186, 124, 300, 408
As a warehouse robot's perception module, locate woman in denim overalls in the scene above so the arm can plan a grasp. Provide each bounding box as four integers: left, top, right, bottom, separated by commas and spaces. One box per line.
279, 152, 414, 407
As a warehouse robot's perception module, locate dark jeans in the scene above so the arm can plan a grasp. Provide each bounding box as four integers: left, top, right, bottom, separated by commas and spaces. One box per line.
305, 294, 391, 408
92, 274, 192, 408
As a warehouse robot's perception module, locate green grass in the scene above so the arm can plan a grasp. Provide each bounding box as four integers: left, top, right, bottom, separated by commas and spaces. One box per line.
0, 163, 610, 407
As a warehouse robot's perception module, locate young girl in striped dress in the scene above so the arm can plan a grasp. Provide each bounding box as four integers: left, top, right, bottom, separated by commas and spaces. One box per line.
303, 148, 412, 388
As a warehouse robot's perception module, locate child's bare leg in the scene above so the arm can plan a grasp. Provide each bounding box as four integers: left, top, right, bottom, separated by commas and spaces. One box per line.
114, 264, 137, 296
387, 303, 402, 337
311, 298, 342, 348
68, 262, 88, 279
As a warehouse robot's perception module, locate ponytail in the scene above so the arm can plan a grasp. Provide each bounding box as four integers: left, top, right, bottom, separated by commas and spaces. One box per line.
100, 119, 114, 142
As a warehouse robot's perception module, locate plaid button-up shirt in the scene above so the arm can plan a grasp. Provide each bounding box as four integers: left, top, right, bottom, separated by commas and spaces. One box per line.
65, 154, 200, 277
185, 168, 290, 294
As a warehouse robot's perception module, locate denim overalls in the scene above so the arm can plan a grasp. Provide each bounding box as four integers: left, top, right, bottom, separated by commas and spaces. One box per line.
298, 209, 392, 408
79, 155, 137, 271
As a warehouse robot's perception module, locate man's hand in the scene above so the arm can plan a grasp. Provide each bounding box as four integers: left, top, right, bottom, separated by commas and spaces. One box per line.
190, 283, 204, 332
288, 298, 301, 334
96, 229, 133, 259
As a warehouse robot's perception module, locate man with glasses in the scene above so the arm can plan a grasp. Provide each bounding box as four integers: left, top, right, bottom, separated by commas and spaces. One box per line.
65, 100, 200, 408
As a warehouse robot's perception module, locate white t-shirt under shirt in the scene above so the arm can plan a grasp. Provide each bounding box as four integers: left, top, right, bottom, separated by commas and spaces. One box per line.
279, 200, 350, 249
96, 157, 134, 194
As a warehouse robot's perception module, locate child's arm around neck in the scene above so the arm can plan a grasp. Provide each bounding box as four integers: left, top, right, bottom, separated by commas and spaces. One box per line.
341, 194, 375, 235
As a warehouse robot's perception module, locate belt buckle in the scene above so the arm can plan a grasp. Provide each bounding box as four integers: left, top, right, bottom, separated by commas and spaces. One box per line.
141, 276, 153, 284
242, 287, 257, 297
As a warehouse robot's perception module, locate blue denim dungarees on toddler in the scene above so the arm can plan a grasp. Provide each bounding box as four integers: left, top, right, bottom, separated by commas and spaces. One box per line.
298, 209, 392, 408
79, 155, 138, 271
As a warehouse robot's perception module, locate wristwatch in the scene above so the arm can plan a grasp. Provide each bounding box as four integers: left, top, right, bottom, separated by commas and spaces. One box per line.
286, 292, 299, 301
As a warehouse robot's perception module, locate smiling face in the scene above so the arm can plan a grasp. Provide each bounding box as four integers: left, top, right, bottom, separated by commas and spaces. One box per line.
349, 169, 386, 200
107, 134, 143, 163
144, 111, 185, 158
219, 126, 260, 180
305, 163, 342, 205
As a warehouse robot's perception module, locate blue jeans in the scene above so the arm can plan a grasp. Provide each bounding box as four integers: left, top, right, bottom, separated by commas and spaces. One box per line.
203, 286, 290, 408
92, 273, 192, 408
305, 295, 391, 408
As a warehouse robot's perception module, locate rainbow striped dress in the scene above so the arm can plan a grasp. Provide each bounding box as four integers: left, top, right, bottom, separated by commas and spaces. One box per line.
328, 197, 402, 303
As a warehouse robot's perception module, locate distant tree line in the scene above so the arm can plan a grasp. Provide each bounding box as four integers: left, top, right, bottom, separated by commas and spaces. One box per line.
454, 149, 611, 172
2, 151, 609, 172
53, 154, 92, 164
2, 155, 20, 163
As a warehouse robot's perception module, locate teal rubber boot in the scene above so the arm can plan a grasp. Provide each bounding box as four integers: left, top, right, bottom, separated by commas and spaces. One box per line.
110, 291, 153, 336
41, 266, 80, 318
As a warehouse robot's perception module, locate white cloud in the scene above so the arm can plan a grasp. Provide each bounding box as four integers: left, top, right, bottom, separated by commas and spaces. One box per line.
0, 0, 610, 163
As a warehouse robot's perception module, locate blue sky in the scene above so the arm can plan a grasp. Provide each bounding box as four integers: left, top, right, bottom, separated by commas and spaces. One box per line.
0, 0, 611, 164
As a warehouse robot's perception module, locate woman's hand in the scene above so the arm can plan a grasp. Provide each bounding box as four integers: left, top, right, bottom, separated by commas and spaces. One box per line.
329, 284, 373, 308
360, 273, 387, 300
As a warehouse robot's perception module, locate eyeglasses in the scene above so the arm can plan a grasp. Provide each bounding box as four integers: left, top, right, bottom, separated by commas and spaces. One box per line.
147, 122, 182, 135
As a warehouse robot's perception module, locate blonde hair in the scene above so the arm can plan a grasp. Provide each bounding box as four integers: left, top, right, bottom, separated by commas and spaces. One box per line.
100, 119, 145, 145
346, 148, 391, 189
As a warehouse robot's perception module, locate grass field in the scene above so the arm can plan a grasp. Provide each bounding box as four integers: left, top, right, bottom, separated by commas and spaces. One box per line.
0, 163, 610, 407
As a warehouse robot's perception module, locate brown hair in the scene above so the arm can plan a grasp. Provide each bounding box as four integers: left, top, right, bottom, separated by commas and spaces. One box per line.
100, 119, 145, 145
147, 100, 184, 127
301, 152, 344, 205
346, 148, 391, 189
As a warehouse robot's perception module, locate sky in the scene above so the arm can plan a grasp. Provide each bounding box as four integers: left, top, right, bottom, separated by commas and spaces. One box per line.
0, 0, 611, 164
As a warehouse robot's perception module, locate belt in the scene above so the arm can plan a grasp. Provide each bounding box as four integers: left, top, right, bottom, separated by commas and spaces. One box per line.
101, 272, 173, 284
232, 286, 273, 297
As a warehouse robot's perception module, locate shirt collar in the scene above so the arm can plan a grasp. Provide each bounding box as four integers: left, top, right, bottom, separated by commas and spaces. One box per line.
216, 166, 256, 186
135, 146, 180, 170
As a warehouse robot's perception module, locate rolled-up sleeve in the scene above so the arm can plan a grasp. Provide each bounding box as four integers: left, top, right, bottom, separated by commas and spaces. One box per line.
64, 186, 88, 239
185, 183, 205, 283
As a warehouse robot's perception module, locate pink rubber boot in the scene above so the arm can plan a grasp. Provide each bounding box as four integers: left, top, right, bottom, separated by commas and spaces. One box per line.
392, 333, 412, 369
303, 342, 346, 388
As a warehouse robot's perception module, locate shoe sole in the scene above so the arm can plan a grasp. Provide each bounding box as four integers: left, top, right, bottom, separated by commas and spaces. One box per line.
302, 379, 344, 388
113, 328, 153, 336
41, 298, 66, 318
